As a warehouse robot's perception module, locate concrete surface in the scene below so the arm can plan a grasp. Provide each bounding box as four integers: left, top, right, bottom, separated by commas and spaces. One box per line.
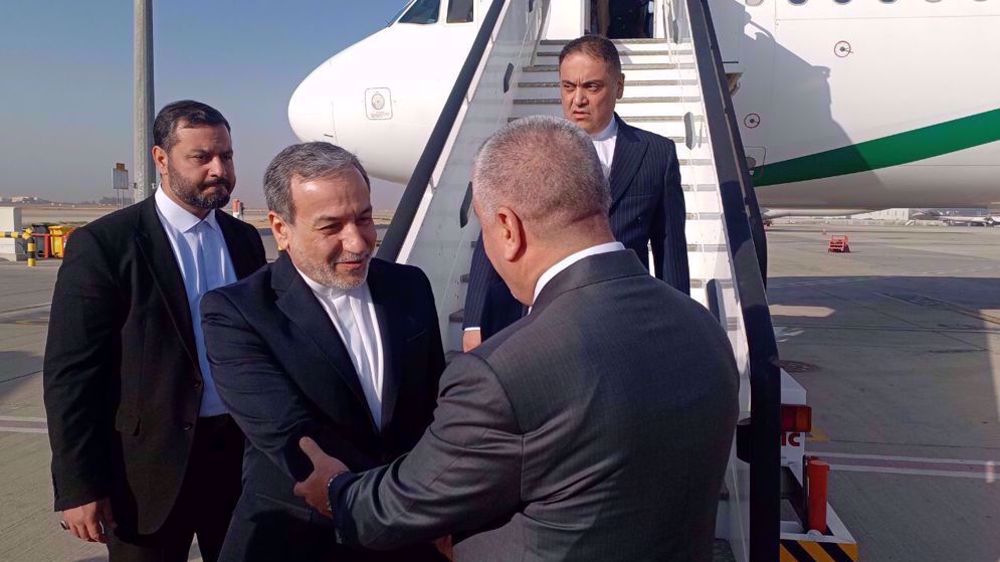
0, 223, 997, 560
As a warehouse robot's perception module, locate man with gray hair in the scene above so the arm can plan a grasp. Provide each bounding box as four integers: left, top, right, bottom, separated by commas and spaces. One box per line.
293, 117, 740, 561
201, 142, 446, 561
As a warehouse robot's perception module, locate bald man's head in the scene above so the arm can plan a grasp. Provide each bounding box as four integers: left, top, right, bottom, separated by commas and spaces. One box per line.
471, 116, 615, 305
472, 115, 611, 234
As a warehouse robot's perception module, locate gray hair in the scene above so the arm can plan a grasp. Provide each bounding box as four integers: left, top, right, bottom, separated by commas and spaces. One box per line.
472, 115, 610, 228
263, 142, 371, 222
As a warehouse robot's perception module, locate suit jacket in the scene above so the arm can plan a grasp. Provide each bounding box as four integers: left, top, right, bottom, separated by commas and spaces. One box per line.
43, 196, 266, 534
331, 250, 739, 562
201, 253, 446, 562
464, 114, 689, 337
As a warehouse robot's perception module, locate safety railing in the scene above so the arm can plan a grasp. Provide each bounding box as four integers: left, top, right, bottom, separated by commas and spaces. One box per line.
377, 0, 509, 262
0, 228, 73, 267
675, 0, 782, 560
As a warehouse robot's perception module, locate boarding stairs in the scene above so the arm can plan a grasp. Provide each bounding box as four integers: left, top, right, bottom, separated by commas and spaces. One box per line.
514, 39, 731, 315
377, 1, 785, 560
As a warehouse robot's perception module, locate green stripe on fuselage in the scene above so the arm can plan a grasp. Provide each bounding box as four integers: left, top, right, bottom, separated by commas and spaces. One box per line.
752, 108, 1000, 187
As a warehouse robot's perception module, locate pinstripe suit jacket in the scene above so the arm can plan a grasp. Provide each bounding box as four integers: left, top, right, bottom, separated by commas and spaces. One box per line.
464, 115, 689, 336
330, 250, 738, 561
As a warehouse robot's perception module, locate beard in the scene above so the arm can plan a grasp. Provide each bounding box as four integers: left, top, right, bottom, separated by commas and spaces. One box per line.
167, 162, 233, 210
294, 249, 372, 290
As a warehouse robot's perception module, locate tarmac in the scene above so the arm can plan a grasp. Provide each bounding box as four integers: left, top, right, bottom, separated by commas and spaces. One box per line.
0, 223, 997, 561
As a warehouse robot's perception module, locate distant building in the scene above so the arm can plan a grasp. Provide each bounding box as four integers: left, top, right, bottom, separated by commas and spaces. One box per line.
10, 196, 50, 204
852, 208, 917, 221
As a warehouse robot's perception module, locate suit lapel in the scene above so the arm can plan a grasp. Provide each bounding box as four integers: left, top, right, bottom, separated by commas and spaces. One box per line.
134, 197, 198, 365
272, 254, 374, 426
215, 210, 257, 279
366, 262, 400, 430
608, 115, 648, 208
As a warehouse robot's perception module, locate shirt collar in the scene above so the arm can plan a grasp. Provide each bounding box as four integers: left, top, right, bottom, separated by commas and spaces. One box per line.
531, 241, 625, 306
154, 186, 219, 233
590, 116, 618, 142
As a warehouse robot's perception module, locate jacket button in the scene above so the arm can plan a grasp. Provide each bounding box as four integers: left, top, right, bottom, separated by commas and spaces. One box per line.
182, 422, 194, 431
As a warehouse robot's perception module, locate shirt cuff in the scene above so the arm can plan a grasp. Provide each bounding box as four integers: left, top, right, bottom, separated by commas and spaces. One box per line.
463, 327, 481, 332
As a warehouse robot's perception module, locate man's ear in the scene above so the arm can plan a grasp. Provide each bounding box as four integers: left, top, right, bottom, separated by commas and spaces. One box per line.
616, 72, 625, 100
269, 211, 289, 252
495, 205, 525, 262
152, 146, 169, 177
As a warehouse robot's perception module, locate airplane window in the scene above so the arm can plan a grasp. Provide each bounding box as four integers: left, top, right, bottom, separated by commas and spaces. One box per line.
835, 0, 850, 4
448, 0, 475, 23
789, 0, 807, 5
399, 0, 440, 24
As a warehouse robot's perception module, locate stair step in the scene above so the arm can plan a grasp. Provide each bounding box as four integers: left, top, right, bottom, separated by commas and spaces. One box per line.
449, 309, 464, 323
518, 79, 699, 88
510, 114, 685, 123
514, 96, 701, 105
523, 62, 694, 72
625, 115, 687, 122
540, 38, 668, 45
536, 50, 676, 58
687, 212, 723, 221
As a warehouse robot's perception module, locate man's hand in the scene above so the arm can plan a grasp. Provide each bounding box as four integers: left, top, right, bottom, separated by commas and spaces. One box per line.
462, 329, 482, 352
292, 437, 348, 519
62, 498, 116, 543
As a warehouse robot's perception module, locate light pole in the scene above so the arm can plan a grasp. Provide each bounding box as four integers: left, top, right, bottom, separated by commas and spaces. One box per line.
133, 0, 155, 201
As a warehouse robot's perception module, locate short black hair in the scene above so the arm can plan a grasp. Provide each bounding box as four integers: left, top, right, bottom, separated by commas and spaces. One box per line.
153, 100, 231, 152
558, 35, 623, 77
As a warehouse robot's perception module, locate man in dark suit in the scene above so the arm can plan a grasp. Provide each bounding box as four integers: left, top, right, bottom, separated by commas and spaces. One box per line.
463, 34, 688, 350
43, 100, 266, 561
294, 116, 739, 561
201, 142, 446, 562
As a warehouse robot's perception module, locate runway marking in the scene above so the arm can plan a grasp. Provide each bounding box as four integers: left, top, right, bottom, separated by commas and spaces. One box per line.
815, 451, 998, 466
812, 450, 998, 483
0, 426, 47, 434
0, 415, 48, 434
828, 464, 995, 482
0, 415, 46, 423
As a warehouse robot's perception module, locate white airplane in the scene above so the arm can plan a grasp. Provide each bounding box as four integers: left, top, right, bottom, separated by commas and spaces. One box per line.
912, 209, 999, 226
288, 0, 1000, 214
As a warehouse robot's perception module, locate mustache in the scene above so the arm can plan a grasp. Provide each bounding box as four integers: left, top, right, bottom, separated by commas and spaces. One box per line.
334, 252, 371, 264
203, 178, 232, 190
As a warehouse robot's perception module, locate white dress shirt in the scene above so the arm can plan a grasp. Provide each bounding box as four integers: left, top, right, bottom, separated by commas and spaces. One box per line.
530, 241, 626, 311
296, 268, 385, 431
154, 188, 236, 417
591, 117, 618, 179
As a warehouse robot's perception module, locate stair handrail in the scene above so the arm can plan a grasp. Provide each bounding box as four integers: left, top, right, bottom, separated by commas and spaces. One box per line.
676, 0, 782, 559
377, 0, 509, 261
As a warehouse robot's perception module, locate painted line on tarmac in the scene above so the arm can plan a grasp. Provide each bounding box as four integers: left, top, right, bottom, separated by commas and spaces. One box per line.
813, 450, 998, 483
0, 415, 48, 434
0, 426, 47, 434
829, 464, 995, 482
816, 451, 998, 466
0, 415, 46, 423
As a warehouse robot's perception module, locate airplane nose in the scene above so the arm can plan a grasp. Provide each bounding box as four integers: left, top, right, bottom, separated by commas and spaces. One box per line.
288, 69, 336, 144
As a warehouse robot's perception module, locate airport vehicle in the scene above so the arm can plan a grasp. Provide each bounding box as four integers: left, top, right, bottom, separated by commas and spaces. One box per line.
282, 0, 1000, 558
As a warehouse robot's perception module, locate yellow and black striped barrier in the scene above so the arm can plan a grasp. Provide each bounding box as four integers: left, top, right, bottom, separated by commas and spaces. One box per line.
780, 537, 858, 562
1, 229, 36, 267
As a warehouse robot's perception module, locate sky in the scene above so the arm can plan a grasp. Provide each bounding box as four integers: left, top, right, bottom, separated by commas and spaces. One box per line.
0, 0, 412, 209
